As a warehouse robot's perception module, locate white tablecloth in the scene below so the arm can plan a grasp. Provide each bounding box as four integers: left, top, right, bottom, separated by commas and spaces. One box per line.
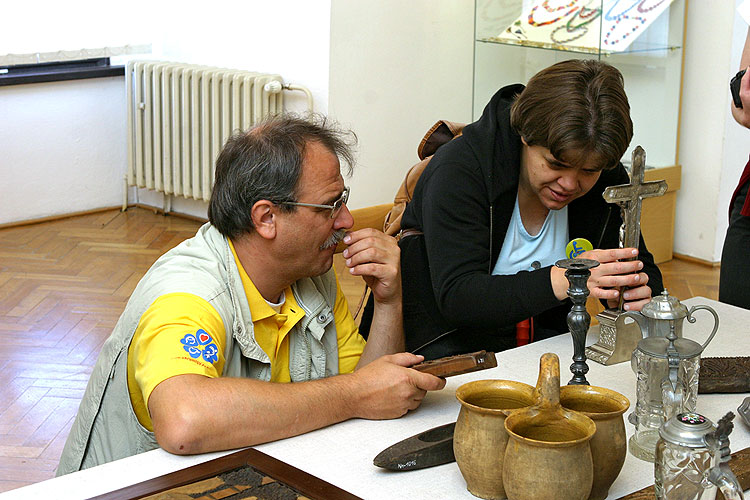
3, 297, 748, 499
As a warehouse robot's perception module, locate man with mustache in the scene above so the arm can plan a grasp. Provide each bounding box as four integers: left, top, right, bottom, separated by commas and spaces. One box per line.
57, 115, 445, 475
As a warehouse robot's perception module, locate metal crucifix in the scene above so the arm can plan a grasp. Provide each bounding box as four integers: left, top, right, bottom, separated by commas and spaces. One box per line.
585, 146, 669, 366
603, 146, 668, 310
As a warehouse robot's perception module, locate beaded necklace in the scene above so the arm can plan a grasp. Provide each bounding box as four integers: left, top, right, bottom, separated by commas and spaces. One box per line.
603, 0, 646, 46
637, 0, 666, 13
528, 0, 581, 27
550, 6, 601, 45
604, 0, 640, 21
550, 24, 589, 44
577, 5, 599, 19
568, 5, 601, 29
603, 13, 646, 45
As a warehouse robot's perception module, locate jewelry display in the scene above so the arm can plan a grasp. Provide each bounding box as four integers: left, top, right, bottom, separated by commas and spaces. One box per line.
490, 0, 676, 54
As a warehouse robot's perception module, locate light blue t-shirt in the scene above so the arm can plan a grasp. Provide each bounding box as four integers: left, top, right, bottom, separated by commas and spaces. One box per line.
492, 196, 569, 275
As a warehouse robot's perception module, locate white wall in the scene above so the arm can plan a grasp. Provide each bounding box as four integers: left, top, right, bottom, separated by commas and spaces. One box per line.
0, 77, 126, 224
152, 0, 331, 115
328, 0, 474, 210
675, 0, 747, 262
0, 1, 331, 226
1, 0, 474, 224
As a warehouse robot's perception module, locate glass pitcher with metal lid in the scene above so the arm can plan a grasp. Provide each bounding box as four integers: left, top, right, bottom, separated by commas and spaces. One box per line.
629, 310, 718, 462
655, 412, 744, 500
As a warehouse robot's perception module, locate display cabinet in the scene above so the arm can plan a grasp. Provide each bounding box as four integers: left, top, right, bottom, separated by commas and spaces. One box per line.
473, 0, 687, 262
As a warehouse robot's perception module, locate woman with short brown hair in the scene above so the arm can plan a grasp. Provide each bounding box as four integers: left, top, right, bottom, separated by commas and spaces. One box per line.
399, 59, 663, 359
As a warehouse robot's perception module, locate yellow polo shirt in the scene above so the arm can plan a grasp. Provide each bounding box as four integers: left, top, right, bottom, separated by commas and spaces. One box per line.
127, 242, 365, 431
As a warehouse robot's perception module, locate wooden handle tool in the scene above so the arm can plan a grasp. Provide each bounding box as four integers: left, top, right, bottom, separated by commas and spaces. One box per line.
411, 350, 497, 378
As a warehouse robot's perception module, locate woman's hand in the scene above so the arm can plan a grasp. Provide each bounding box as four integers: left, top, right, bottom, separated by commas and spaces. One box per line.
551, 247, 652, 311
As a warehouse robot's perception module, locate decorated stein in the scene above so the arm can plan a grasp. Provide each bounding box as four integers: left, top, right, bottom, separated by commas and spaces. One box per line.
655, 412, 744, 500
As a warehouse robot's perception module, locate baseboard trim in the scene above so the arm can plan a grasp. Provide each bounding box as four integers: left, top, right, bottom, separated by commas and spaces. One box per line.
131, 203, 208, 223
0, 206, 124, 229
672, 252, 721, 268
0, 205, 208, 230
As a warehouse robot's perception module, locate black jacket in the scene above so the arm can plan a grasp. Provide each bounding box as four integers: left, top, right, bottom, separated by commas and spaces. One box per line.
399, 84, 664, 358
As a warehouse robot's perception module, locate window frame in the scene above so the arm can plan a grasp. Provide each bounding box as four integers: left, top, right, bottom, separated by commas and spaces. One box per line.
0, 57, 124, 86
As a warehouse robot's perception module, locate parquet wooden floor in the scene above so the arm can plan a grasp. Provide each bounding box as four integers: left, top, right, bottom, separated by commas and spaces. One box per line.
0, 208, 721, 493
0, 208, 203, 493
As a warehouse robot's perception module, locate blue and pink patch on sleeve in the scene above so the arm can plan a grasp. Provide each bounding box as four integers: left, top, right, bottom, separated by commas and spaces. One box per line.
180, 329, 219, 364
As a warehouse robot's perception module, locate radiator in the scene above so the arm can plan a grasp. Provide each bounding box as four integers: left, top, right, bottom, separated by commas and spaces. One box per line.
125, 60, 285, 205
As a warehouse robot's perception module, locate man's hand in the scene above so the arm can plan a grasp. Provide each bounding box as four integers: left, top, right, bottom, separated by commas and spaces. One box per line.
350, 352, 446, 419
345, 227, 405, 363
342, 228, 401, 305
551, 247, 652, 311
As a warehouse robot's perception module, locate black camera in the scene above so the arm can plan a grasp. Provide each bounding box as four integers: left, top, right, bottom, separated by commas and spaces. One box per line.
730, 68, 746, 109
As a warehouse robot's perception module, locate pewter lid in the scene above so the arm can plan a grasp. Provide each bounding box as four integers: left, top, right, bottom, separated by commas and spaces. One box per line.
640, 289, 688, 320
659, 412, 715, 448
636, 336, 703, 359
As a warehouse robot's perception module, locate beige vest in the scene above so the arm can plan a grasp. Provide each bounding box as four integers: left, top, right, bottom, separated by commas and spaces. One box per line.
56, 224, 340, 475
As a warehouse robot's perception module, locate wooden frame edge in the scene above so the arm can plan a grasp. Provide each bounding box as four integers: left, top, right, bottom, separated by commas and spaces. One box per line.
88, 448, 362, 500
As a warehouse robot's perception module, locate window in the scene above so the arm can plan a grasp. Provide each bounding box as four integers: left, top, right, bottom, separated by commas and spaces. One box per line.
2, 2, 153, 85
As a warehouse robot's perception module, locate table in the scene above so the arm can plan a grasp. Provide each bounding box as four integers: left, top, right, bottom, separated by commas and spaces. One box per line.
2, 297, 748, 499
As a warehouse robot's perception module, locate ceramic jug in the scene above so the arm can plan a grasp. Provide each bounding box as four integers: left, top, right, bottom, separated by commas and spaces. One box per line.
655, 412, 744, 500
503, 353, 596, 500
629, 314, 717, 462
454, 379, 535, 500
560, 385, 630, 500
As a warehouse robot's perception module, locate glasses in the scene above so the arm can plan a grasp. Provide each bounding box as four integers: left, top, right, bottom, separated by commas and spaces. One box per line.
280, 186, 350, 219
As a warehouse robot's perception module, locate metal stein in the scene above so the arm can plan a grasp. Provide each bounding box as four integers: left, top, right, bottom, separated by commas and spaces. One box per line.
629, 313, 717, 462
655, 412, 744, 500
622, 289, 719, 340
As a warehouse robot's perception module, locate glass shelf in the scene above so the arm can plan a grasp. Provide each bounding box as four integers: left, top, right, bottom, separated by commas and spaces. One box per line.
476, 36, 681, 56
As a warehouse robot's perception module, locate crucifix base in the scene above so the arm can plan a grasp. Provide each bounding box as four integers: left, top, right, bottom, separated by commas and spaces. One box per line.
585, 308, 643, 366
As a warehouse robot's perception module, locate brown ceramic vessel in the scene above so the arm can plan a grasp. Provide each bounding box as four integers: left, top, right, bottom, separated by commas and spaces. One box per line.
560, 384, 630, 500
502, 353, 596, 500
454, 379, 535, 500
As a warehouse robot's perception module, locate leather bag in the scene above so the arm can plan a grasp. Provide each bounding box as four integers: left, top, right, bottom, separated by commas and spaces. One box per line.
383, 120, 465, 237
